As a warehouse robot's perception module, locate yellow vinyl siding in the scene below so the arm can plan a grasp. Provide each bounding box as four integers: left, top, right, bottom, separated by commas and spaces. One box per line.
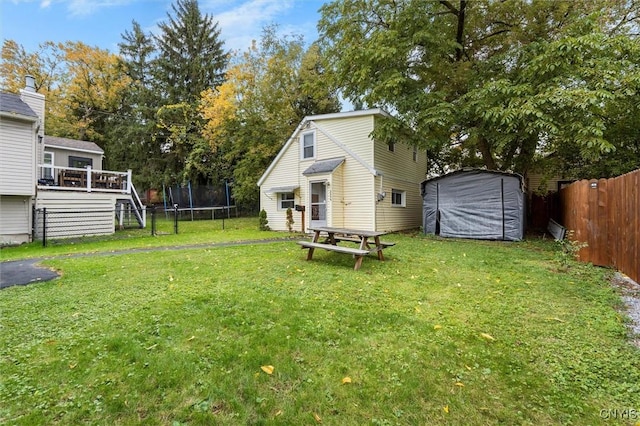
527, 173, 563, 194
374, 176, 423, 231
259, 135, 305, 232
259, 109, 426, 233
313, 115, 375, 165
372, 116, 428, 231
314, 115, 376, 230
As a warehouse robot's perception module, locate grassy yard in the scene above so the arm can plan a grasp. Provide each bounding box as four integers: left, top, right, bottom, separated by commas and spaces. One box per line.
1, 218, 639, 425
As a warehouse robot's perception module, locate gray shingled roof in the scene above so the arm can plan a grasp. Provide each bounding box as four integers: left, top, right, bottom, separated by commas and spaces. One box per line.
0, 92, 38, 118
44, 135, 104, 154
302, 157, 346, 176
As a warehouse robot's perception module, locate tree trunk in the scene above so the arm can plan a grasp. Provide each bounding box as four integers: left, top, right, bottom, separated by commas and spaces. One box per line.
477, 136, 497, 170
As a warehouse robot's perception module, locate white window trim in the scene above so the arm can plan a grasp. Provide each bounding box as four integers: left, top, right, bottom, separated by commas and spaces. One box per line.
301, 131, 316, 160
391, 189, 406, 207
43, 151, 55, 179
279, 192, 295, 210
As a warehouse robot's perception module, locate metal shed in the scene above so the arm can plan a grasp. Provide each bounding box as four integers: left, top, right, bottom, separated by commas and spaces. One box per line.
421, 169, 525, 241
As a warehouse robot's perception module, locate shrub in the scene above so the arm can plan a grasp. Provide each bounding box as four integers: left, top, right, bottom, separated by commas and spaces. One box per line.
555, 230, 588, 271
286, 208, 294, 232
258, 209, 270, 231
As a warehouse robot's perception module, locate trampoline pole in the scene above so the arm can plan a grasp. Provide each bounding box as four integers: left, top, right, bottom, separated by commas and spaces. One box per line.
163, 184, 168, 220
188, 181, 194, 221
225, 179, 231, 219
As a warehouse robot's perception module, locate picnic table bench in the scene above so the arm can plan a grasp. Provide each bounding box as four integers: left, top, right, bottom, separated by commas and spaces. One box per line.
297, 226, 394, 270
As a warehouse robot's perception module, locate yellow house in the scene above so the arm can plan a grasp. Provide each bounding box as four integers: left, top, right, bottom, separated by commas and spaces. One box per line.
257, 109, 428, 232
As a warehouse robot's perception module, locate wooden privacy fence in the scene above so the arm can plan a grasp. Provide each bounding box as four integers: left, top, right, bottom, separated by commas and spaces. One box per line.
560, 169, 639, 283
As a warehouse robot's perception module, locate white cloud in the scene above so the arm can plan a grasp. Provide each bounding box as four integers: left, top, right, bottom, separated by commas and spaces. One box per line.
205, 0, 296, 52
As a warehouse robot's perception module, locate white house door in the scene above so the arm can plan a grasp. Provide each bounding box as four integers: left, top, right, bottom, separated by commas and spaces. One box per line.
310, 182, 327, 228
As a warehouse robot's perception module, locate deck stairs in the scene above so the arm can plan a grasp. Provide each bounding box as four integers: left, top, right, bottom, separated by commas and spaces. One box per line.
116, 182, 146, 228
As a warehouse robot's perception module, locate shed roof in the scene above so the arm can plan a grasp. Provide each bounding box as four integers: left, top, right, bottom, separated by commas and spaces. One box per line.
44, 135, 104, 154
0, 92, 38, 119
421, 168, 523, 187
302, 157, 345, 176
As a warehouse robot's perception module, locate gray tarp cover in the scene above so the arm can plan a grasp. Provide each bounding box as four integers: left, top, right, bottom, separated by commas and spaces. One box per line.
422, 170, 524, 241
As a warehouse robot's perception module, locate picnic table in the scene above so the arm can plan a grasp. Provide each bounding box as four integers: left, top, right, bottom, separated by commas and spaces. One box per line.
297, 226, 395, 270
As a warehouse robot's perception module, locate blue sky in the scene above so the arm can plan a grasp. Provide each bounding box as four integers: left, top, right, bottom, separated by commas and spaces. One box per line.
1, 0, 327, 54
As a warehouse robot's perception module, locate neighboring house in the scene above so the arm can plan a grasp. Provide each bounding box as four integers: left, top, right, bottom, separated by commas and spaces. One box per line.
258, 109, 428, 233
0, 77, 144, 245
0, 86, 42, 245
42, 135, 105, 181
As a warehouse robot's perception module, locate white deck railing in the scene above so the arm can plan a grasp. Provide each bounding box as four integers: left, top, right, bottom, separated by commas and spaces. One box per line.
37, 165, 132, 194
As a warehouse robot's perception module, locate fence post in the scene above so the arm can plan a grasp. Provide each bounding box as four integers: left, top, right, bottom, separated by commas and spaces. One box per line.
86, 165, 92, 192
151, 208, 156, 236
31, 205, 36, 242
42, 207, 47, 248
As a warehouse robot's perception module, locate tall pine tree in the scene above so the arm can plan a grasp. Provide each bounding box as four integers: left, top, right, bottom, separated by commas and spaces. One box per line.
152, 0, 229, 186
108, 22, 161, 189
155, 0, 227, 104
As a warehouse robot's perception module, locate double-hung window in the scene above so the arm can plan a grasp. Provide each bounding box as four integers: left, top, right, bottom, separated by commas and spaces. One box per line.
391, 189, 406, 207
279, 192, 295, 210
301, 132, 315, 159
43, 151, 54, 179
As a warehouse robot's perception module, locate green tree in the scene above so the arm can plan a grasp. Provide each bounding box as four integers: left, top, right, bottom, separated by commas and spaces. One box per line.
108, 22, 162, 189
1, 40, 128, 145
155, 0, 227, 105
319, 1, 640, 178
152, 0, 229, 186
199, 26, 340, 209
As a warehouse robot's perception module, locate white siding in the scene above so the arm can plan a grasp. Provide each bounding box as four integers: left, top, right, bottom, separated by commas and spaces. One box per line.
20, 89, 45, 179
0, 195, 32, 245
34, 192, 117, 239
0, 118, 36, 196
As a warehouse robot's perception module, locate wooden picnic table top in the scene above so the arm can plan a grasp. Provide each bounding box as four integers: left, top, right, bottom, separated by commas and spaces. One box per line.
307, 226, 386, 238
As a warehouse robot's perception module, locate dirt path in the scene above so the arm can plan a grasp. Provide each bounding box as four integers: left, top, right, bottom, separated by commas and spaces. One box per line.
611, 272, 640, 348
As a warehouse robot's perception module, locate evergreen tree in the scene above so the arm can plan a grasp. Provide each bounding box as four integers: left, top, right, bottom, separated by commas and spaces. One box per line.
152, 0, 229, 186
108, 21, 162, 189
155, 0, 227, 104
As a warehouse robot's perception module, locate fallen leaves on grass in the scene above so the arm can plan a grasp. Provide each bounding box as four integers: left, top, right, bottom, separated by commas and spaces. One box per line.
261, 365, 274, 375
480, 333, 495, 341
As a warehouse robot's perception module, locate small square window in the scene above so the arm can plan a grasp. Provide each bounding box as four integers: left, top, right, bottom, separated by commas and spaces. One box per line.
279, 192, 295, 210
412, 146, 418, 162
388, 141, 395, 152
391, 189, 405, 207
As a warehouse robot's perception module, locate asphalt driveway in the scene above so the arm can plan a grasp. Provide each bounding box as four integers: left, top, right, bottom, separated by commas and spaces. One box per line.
0, 259, 60, 289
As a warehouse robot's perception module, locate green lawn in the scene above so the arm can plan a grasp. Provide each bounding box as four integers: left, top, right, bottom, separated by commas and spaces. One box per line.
1, 218, 639, 425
